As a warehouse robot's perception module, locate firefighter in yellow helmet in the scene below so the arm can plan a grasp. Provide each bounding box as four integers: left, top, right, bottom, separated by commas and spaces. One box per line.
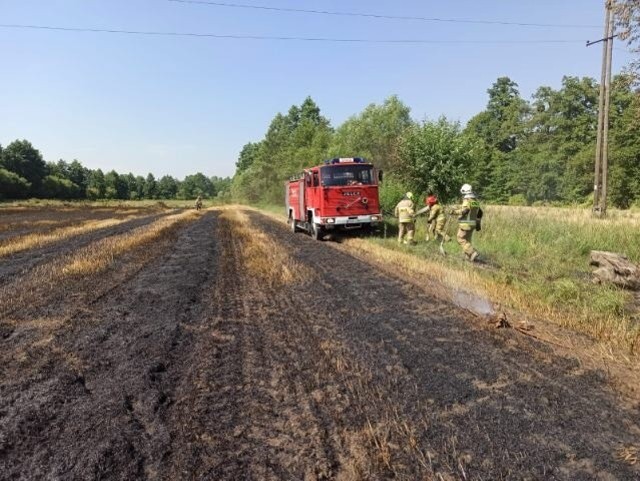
450, 184, 483, 262
426, 195, 449, 242
394, 192, 416, 244
195, 195, 203, 211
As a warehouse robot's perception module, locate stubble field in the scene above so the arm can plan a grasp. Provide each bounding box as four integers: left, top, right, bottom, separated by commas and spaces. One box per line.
0, 205, 639, 480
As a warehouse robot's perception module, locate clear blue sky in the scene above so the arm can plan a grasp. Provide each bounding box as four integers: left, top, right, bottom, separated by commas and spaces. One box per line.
0, 0, 633, 178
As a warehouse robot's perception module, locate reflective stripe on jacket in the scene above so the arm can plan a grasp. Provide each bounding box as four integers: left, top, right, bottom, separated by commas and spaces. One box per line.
395, 199, 415, 223
454, 198, 481, 231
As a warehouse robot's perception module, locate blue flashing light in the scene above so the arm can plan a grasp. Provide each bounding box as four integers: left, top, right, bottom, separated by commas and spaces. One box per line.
323, 157, 367, 165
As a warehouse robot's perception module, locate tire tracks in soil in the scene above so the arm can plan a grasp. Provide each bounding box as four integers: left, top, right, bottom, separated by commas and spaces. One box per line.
2, 209, 639, 480
246, 210, 640, 480
163, 218, 355, 480
0, 212, 219, 480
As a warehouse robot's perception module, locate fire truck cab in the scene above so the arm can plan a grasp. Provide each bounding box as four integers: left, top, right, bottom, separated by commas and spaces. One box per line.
285, 157, 383, 240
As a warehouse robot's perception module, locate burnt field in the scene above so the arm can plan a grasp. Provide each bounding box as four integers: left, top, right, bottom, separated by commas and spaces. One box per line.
0, 206, 639, 480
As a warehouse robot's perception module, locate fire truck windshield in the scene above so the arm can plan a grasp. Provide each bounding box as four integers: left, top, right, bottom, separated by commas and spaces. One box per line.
321, 165, 373, 187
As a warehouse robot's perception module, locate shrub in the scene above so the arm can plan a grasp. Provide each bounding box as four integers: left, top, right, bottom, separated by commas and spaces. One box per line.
508, 194, 528, 206
378, 176, 407, 215
0, 168, 31, 199
396, 118, 476, 204
41, 175, 81, 199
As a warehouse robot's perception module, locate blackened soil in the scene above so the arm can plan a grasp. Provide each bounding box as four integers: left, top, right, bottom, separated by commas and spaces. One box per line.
0, 207, 147, 242
1, 212, 218, 481
1, 210, 638, 480
0, 211, 170, 284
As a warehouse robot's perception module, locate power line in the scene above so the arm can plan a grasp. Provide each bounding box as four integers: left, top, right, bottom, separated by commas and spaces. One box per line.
167, 0, 601, 29
0, 23, 586, 44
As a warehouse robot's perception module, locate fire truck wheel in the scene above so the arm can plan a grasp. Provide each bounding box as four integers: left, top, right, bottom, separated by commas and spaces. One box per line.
289, 216, 300, 233
311, 222, 324, 241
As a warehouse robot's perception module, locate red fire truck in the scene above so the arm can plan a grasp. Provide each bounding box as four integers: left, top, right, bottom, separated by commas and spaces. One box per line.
286, 157, 383, 240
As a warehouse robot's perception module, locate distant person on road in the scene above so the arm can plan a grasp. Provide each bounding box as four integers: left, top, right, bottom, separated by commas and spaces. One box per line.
195, 195, 203, 211
394, 192, 416, 245
426, 195, 450, 243
450, 184, 482, 262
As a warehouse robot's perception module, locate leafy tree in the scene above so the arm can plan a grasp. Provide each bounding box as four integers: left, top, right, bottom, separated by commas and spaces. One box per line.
47, 160, 71, 179
41, 175, 81, 199
0, 140, 47, 195
121, 173, 138, 199
523, 76, 599, 202
178, 172, 214, 199
236, 142, 260, 174
464, 77, 530, 200
330, 95, 413, 171
86, 169, 106, 199
211, 176, 232, 197
613, 0, 640, 77
132, 175, 145, 200
396, 118, 478, 204
231, 96, 333, 204
68, 160, 89, 195
609, 75, 640, 207
0, 168, 31, 199
157, 175, 179, 199
143, 173, 157, 199
44, 160, 85, 199
104, 170, 128, 199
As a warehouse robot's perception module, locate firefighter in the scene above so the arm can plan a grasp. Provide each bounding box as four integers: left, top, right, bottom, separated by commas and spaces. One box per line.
450, 184, 482, 262
394, 192, 416, 244
195, 195, 203, 211
426, 195, 449, 242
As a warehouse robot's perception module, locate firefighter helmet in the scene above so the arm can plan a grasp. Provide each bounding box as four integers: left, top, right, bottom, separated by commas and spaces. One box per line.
426, 195, 438, 206
460, 184, 473, 195
406, 192, 414, 200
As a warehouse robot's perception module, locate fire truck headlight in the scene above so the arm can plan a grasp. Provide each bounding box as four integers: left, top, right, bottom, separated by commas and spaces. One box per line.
326, 218, 336, 224
370, 215, 381, 222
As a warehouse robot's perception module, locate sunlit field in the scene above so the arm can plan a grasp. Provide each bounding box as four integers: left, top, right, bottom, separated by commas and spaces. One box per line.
258, 203, 640, 357
369, 205, 640, 356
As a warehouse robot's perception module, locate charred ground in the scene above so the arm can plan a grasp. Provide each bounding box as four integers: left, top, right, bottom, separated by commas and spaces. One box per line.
0, 207, 638, 480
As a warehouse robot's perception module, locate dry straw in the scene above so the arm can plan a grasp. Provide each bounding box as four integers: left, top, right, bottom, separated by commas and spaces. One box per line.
219, 208, 310, 286
0, 216, 140, 258
61, 210, 200, 277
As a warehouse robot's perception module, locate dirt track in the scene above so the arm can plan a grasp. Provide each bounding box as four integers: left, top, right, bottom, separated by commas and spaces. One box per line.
1, 209, 639, 480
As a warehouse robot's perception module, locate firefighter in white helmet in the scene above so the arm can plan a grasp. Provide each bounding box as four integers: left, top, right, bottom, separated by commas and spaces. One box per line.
450, 184, 483, 261
394, 192, 416, 245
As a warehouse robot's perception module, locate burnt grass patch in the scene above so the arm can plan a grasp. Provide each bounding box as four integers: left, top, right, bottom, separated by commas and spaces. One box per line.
0, 210, 170, 284
0, 212, 219, 480
0, 209, 638, 480
247, 211, 640, 480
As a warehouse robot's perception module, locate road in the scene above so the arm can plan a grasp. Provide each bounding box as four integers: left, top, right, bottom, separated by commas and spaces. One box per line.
1, 209, 638, 480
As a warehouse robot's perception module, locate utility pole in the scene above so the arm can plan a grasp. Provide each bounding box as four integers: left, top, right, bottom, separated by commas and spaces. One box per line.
588, 0, 615, 217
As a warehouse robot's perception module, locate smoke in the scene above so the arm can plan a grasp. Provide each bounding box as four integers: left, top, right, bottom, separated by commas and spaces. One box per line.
453, 289, 494, 316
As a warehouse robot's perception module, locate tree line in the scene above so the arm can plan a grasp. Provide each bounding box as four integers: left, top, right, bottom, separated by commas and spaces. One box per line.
0, 140, 231, 201
231, 75, 640, 212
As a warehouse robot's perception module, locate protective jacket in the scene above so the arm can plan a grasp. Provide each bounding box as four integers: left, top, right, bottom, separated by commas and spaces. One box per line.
427, 203, 445, 223
395, 199, 415, 223
453, 197, 482, 231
